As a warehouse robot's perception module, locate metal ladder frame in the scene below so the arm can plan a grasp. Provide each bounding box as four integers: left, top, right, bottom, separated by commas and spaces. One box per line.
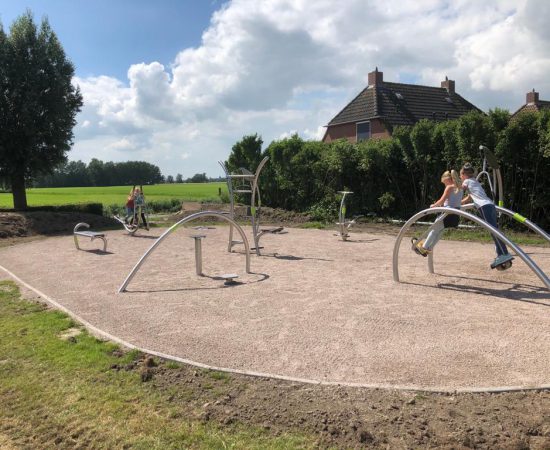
218, 157, 273, 256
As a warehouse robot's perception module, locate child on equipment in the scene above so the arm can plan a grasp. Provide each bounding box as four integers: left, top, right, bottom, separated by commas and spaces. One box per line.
124, 186, 135, 224
460, 162, 513, 270
133, 185, 149, 231
412, 170, 463, 256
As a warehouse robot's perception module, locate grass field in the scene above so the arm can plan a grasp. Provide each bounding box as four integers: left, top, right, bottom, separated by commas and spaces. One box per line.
0, 183, 228, 208
0, 280, 313, 449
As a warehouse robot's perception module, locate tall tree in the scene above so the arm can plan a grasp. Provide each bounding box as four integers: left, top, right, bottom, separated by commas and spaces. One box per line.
0, 11, 83, 208
227, 134, 264, 174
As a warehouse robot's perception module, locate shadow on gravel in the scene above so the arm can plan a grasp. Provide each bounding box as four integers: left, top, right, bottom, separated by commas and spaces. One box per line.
270, 253, 333, 262
340, 238, 380, 244
124, 272, 270, 293
402, 274, 550, 305
81, 249, 114, 255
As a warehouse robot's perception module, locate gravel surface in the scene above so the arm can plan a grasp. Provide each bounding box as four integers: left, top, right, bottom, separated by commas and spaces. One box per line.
0, 225, 548, 391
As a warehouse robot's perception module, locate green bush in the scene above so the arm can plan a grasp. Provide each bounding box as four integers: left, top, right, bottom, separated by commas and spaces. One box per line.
218, 190, 230, 204
146, 199, 182, 213
308, 197, 339, 223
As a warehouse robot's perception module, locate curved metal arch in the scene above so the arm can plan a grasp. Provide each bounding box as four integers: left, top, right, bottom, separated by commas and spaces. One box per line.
119, 211, 251, 293
393, 207, 550, 290
462, 203, 550, 244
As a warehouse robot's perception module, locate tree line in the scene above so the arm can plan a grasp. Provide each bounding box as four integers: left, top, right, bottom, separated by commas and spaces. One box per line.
31, 159, 220, 187
32, 159, 164, 187
227, 109, 550, 229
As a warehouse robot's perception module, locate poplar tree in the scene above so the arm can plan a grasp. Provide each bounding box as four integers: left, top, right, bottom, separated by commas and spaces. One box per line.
0, 11, 83, 209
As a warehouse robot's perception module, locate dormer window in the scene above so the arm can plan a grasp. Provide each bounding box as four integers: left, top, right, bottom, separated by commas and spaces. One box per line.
356, 121, 371, 141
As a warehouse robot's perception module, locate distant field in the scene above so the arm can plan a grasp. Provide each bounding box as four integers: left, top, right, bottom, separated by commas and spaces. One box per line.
0, 183, 228, 208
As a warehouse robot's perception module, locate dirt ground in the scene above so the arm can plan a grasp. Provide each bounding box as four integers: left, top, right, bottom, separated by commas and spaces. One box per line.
1, 211, 550, 449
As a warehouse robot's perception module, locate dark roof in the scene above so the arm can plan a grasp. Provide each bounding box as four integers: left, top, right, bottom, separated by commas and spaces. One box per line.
327, 81, 483, 127
511, 100, 550, 117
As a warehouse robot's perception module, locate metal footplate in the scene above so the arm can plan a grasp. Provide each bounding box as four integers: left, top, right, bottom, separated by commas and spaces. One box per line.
220, 273, 239, 285
491, 254, 514, 271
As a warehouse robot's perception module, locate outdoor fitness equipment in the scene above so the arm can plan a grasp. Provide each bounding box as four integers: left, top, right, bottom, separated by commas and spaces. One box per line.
473, 145, 550, 244
113, 186, 150, 235
408, 145, 550, 271
218, 157, 284, 256
394, 207, 550, 290
73, 223, 107, 252
396, 145, 550, 289
119, 211, 251, 292
113, 203, 149, 235
335, 191, 361, 241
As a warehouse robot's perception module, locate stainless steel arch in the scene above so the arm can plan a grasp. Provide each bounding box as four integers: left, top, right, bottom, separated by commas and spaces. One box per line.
393, 207, 550, 290
119, 211, 251, 293
461, 203, 550, 244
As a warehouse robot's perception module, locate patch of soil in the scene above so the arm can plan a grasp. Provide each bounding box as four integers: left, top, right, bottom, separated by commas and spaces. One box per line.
127, 354, 550, 449
0, 212, 118, 239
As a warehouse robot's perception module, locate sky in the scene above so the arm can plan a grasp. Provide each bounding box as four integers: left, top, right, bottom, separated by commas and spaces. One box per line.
2, 0, 550, 178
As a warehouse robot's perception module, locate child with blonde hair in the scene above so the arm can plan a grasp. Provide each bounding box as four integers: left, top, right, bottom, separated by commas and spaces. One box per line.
413, 170, 463, 256
133, 185, 149, 231
124, 186, 135, 224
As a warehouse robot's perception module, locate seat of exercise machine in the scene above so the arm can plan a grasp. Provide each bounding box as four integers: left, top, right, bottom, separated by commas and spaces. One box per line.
220, 273, 239, 285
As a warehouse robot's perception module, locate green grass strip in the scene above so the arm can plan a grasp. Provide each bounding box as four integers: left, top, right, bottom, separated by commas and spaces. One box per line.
0, 280, 314, 449
0, 183, 228, 209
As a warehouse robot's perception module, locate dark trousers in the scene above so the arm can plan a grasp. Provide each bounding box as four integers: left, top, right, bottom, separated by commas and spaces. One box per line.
478, 204, 508, 256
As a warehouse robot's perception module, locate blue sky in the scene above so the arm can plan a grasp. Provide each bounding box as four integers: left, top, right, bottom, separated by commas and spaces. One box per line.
2, 1, 549, 178
1, 1, 220, 80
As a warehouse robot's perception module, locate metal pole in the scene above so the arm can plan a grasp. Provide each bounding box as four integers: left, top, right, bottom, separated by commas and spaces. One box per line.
393, 207, 550, 290
192, 235, 206, 275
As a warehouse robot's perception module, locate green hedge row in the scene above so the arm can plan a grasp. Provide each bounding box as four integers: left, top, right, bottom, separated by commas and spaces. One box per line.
227, 109, 550, 229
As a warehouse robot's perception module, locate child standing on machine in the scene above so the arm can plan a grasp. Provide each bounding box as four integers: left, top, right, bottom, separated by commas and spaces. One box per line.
124, 186, 135, 224
133, 186, 149, 231
460, 162, 513, 270
413, 170, 463, 256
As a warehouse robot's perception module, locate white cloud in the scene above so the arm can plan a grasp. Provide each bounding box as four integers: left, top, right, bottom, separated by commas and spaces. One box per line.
72, 0, 550, 177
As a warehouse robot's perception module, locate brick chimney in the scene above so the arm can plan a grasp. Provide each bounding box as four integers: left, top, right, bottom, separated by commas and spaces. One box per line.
441, 76, 455, 94
368, 67, 383, 86
526, 89, 539, 104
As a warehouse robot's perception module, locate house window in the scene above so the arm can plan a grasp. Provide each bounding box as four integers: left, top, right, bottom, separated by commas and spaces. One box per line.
356, 121, 371, 141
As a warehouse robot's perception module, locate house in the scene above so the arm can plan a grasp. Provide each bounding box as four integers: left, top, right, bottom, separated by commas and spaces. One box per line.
511, 89, 550, 117
322, 68, 482, 143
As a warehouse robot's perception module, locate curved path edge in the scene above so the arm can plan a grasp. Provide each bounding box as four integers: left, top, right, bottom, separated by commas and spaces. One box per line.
1, 263, 548, 394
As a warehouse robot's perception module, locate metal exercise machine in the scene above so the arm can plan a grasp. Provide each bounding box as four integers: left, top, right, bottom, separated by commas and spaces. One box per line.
119, 211, 251, 292
113, 202, 150, 235
474, 145, 550, 243
73, 222, 107, 252
396, 145, 550, 289
218, 156, 283, 256
393, 207, 550, 290
335, 191, 361, 241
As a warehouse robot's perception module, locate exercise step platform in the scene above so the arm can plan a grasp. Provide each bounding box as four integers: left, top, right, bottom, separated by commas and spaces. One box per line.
220, 273, 239, 285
